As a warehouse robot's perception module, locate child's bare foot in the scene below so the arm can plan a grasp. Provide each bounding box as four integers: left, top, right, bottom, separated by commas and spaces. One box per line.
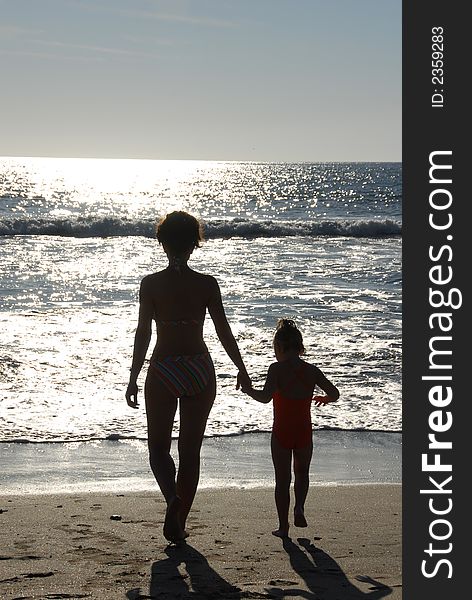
294, 509, 308, 528
163, 496, 185, 542
272, 527, 289, 538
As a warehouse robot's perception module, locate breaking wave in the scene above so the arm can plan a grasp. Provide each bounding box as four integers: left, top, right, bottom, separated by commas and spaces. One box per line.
0, 216, 402, 238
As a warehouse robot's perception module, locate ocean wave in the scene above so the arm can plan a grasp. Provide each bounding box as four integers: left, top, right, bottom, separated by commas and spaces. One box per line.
0, 216, 402, 239
0, 427, 402, 444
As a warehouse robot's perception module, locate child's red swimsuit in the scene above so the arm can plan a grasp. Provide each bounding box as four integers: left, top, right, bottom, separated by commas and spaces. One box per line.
272, 366, 313, 450
272, 391, 312, 449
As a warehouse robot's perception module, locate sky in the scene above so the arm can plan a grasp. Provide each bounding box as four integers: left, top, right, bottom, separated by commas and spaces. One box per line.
0, 0, 401, 162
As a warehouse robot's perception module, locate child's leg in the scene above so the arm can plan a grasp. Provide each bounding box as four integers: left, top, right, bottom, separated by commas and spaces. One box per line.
293, 442, 313, 527
271, 433, 292, 537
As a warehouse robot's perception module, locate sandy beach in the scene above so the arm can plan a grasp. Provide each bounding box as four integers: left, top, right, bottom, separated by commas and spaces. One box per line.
0, 484, 401, 599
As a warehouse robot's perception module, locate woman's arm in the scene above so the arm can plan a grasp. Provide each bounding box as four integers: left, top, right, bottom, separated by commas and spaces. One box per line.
125, 277, 154, 408
207, 277, 251, 389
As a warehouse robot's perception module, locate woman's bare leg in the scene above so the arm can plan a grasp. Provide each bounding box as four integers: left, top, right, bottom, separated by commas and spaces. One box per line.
177, 371, 216, 532
271, 434, 292, 537
144, 369, 183, 541
293, 442, 313, 527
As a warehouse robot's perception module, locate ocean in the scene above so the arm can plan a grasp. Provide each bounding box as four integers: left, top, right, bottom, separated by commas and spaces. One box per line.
0, 157, 401, 491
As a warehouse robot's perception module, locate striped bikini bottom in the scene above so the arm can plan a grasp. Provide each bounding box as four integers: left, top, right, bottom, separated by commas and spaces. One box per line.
149, 353, 214, 397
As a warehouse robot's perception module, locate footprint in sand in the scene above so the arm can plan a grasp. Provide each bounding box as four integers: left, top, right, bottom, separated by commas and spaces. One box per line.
214, 539, 232, 547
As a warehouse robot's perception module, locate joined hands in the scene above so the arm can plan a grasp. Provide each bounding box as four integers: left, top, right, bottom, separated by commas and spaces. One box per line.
236, 370, 252, 392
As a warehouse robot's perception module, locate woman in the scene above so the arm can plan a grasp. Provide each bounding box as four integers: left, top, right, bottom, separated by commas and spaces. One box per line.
125, 211, 251, 543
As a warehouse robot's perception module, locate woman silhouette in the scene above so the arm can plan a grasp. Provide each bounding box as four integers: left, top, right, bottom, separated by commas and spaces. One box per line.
126, 211, 251, 542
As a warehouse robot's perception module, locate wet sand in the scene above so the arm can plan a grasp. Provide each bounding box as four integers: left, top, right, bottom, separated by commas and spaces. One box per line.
1, 431, 402, 495
0, 484, 401, 599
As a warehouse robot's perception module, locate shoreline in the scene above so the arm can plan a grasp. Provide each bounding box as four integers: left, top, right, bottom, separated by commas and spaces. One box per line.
0, 485, 401, 599
1, 430, 401, 495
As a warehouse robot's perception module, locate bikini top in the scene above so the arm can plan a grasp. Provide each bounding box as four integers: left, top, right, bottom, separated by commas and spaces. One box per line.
155, 318, 203, 326
150, 286, 205, 327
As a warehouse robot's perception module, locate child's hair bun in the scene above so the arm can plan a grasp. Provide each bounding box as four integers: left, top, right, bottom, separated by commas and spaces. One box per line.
276, 318, 297, 330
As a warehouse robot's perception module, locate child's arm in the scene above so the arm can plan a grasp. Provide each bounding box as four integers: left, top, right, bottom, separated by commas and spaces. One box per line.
242, 363, 278, 404
313, 367, 340, 405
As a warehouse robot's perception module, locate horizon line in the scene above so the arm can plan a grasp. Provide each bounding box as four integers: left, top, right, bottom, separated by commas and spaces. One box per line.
1, 154, 402, 164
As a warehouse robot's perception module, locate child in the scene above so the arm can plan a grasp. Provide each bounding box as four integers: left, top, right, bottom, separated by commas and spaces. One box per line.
241, 319, 339, 538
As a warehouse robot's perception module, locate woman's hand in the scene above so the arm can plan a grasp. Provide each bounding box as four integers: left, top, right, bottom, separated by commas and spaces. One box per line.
125, 381, 139, 409
236, 370, 251, 391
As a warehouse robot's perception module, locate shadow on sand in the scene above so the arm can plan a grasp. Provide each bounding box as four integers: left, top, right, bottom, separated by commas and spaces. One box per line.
265, 537, 393, 599
126, 542, 241, 599
126, 537, 393, 599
